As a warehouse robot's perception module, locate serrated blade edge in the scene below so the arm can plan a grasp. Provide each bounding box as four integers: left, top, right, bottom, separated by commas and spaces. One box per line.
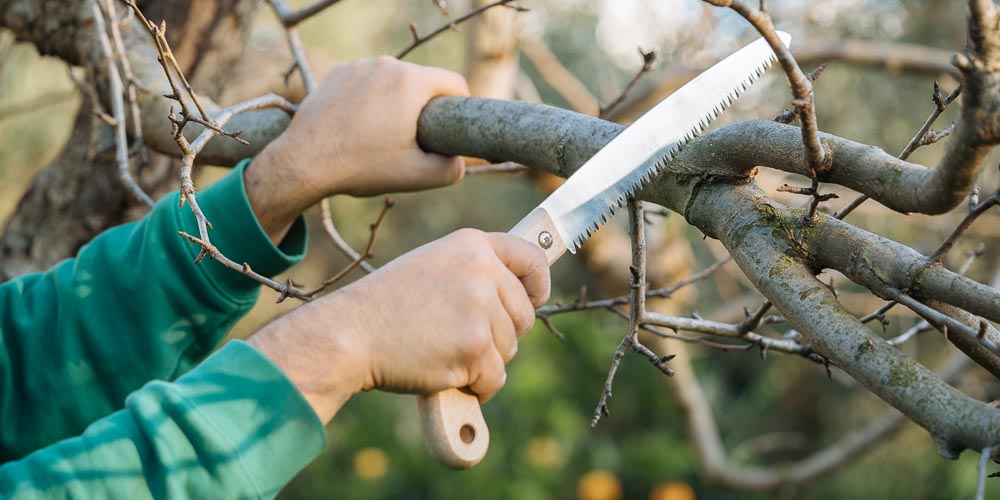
540, 32, 791, 253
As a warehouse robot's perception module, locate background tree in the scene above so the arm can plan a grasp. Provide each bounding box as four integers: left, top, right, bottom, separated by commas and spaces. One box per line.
1, 0, 999, 498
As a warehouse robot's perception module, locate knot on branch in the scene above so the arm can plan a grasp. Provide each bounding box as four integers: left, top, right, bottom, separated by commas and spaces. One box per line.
813, 138, 836, 176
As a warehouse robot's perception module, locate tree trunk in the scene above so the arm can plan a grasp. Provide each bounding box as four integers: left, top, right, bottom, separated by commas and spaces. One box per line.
0, 0, 261, 280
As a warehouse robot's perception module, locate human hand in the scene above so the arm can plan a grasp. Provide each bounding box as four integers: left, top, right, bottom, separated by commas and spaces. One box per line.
247, 229, 550, 424
246, 57, 469, 242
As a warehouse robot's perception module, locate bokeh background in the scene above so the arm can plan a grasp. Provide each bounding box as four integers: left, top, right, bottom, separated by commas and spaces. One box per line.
2, 0, 999, 498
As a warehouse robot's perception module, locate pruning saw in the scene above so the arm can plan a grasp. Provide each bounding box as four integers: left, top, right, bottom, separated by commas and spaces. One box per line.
417, 32, 792, 469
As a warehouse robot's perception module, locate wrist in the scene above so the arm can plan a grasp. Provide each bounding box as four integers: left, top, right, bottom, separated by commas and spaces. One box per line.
247, 294, 371, 424
245, 141, 315, 243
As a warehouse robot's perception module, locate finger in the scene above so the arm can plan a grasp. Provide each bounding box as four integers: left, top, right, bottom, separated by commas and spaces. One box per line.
407, 153, 465, 191
485, 233, 551, 309
406, 63, 470, 98
467, 349, 507, 404
488, 294, 520, 362
494, 264, 537, 340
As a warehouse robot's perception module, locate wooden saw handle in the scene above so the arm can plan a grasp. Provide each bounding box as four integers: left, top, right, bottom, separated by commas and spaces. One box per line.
418, 208, 567, 469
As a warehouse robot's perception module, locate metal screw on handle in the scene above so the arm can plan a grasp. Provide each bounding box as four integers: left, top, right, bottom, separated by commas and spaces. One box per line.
538, 231, 553, 249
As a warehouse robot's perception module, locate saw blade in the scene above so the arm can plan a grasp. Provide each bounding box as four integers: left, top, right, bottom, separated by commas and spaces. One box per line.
540, 32, 791, 252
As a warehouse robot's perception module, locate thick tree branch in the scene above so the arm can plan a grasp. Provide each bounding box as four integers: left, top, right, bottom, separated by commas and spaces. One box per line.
418, 97, 1000, 456
804, 212, 1000, 327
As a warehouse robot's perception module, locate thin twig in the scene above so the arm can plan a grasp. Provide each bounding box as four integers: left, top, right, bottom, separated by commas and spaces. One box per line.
321, 198, 377, 274
93, 1, 154, 207
592, 201, 674, 428
396, 0, 528, 59
887, 320, 933, 346
642, 311, 821, 360
883, 287, 1000, 356
536, 256, 731, 318
104, 0, 148, 168
705, 0, 827, 218
976, 446, 997, 500
127, 1, 381, 302
302, 198, 393, 296
836, 83, 962, 220
267, 0, 377, 273
600, 49, 657, 119
931, 186, 1000, 261
271, 0, 344, 27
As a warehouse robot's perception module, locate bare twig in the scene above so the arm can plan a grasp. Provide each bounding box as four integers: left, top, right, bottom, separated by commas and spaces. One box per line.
269, 0, 344, 27
103, 0, 148, 168
302, 198, 393, 296
837, 83, 962, 219
280, 25, 317, 93
642, 311, 820, 360
931, 186, 1000, 261
127, 1, 371, 302
886, 320, 933, 346
93, 1, 154, 207
600, 49, 657, 119
776, 182, 839, 216
883, 287, 1000, 356
267, 0, 378, 273
704, 0, 827, 218
536, 256, 731, 317
976, 446, 997, 500
396, 0, 528, 59
592, 201, 673, 428
320, 198, 377, 274
537, 315, 566, 341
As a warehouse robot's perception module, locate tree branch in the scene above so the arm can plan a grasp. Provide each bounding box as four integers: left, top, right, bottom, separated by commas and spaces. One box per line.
395, 0, 527, 59
93, 0, 153, 207
270, 0, 343, 27
668, 339, 972, 491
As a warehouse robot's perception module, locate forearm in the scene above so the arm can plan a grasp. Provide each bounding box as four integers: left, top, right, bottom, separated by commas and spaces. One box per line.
0, 341, 325, 498
246, 288, 368, 424
245, 139, 318, 244
0, 162, 308, 461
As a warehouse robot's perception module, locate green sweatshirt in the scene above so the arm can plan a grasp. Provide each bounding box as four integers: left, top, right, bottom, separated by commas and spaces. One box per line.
0, 160, 327, 498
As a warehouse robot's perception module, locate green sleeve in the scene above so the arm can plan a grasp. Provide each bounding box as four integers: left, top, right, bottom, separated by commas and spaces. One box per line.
0, 341, 327, 499
0, 160, 308, 462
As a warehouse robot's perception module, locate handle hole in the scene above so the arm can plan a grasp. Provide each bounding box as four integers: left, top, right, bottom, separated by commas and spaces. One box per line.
460, 424, 475, 444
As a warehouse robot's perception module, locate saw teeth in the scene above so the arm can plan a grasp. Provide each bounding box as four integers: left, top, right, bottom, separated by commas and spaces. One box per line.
562, 40, 779, 253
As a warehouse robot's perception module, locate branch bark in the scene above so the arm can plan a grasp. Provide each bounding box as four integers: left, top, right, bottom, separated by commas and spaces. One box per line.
416, 96, 1000, 456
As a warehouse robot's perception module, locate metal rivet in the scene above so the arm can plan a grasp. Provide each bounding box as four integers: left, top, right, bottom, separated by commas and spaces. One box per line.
538, 231, 553, 249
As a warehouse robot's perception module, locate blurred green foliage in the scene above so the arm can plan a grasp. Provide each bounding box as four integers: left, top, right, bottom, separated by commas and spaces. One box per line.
2, 0, 999, 498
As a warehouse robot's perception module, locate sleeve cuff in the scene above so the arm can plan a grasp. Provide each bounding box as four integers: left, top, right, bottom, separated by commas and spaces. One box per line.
168, 340, 327, 496
173, 159, 308, 300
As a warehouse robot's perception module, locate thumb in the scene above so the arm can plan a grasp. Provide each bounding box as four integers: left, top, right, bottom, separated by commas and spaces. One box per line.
485, 233, 551, 309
